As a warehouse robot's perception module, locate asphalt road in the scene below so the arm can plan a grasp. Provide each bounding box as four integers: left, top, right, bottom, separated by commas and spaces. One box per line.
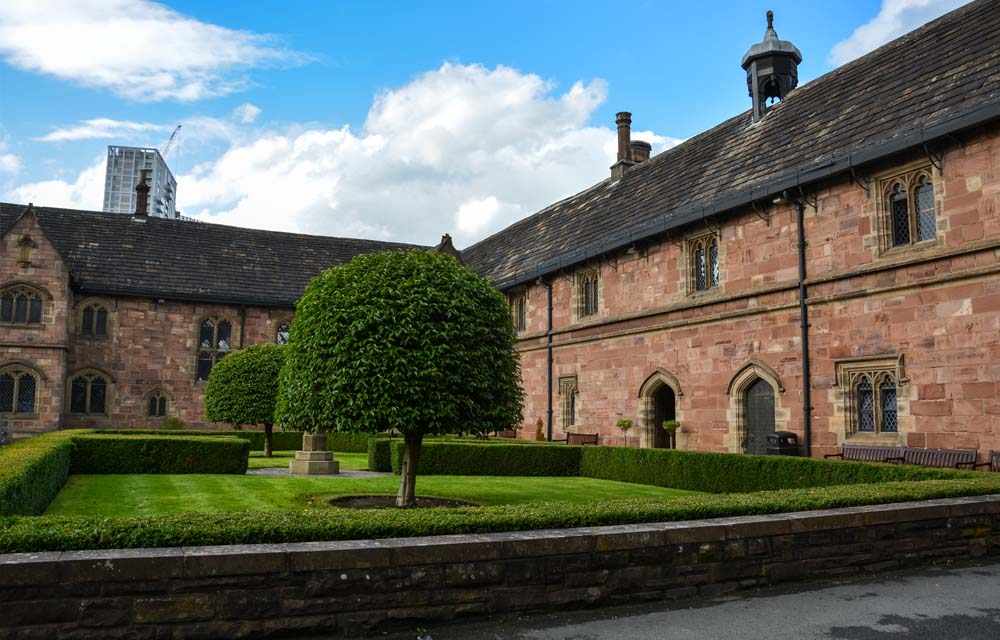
380, 560, 1000, 640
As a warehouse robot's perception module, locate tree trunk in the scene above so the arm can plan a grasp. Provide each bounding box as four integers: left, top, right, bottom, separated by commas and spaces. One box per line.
396, 431, 423, 508
264, 423, 273, 457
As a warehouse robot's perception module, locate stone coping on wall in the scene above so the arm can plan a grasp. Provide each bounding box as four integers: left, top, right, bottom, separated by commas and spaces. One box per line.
2, 495, 999, 638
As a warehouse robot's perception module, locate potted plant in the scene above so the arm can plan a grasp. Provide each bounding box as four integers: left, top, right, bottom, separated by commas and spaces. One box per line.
661, 419, 680, 449
616, 418, 633, 447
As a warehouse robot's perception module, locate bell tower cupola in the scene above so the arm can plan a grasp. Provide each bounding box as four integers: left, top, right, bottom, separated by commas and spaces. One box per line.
741, 10, 802, 122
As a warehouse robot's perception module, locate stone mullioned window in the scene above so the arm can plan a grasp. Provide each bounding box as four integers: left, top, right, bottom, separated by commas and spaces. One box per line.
508, 290, 527, 332
0, 284, 44, 325
687, 231, 720, 294
0, 364, 38, 415
68, 370, 112, 416
835, 356, 905, 439
196, 317, 234, 381
875, 164, 939, 254
576, 269, 600, 319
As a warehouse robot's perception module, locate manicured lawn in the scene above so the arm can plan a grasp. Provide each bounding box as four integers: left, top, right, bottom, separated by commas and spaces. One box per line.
248, 451, 368, 470
45, 474, 700, 517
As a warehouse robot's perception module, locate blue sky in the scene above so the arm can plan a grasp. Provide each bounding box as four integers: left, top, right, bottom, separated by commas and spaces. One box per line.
0, 0, 971, 246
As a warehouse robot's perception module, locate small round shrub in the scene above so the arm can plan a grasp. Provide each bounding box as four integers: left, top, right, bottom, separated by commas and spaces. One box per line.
205, 343, 286, 456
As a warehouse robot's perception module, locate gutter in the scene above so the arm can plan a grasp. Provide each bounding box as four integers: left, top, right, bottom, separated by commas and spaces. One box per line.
490, 100, 1000, 290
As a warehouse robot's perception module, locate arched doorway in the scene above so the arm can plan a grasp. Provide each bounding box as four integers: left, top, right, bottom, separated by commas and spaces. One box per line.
744, 378, 775, 454
638, 368, 683, 449
652, 385, 676, 448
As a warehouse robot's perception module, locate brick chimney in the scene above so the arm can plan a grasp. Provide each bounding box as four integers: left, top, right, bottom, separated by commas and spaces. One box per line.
630, 140, 652, 163
610, 112, 634, 181
433, 233, 463, 264
135, 169, 150, 219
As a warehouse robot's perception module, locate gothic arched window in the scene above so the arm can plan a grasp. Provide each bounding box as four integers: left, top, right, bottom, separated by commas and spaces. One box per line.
147, 389, 169, 418
509, 291, 527, 332
196, 317, 233, 381
882, 169, 937, 250
853, 373, 897, 434
69, 371, 110, 416
0, 365, 38, 415
0, 285, 43, 325
80, 303, 109, 337
577, 270, 599, 317
690, 234, 720, 292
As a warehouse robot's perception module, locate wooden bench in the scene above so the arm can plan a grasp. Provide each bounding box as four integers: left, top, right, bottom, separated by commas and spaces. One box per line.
553, 433, 599, 445
824, 444, 904, 463
900, 447, 977, 469
972, 451, 1000, 472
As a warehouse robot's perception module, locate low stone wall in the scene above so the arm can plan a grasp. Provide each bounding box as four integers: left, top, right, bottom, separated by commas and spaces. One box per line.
2, 495, 999, 639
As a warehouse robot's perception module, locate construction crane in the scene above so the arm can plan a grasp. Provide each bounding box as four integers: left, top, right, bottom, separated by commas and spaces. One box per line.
161, 124, 182, 159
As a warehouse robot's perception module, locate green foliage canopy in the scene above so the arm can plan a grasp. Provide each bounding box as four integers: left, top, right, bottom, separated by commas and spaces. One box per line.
276, 250, 523, 435
204, 343, 286, 427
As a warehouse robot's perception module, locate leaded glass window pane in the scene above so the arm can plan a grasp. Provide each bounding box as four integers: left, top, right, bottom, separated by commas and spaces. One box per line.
881, 380, 898, 433
695, 246, 706, 290
197, 353, 214, 381
516, 297, 526, 331
709, 240, 719, 288
589, 278, 599, 315
158, 396, 167, 417
199, 320, 215, 348
891, 186, 910, 246
28, 298, 41, 324
82, 307, 94, 336
0, 295, 12, 322
0, 374, 13, 412
276, 322, 290, 345
915, 180, 936, 242
148, 396, 158, 417
13, 295, 27, 323
857, 378, 875, 432
16, 375, 35, 414
95, 308, 108, 336
89, 378, 106, 414
70, 378, 88, 414
217, 320, 232, 351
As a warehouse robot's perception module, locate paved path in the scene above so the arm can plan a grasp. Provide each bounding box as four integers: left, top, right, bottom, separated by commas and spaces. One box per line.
380, 560, 1000, 640
247, 467, 390, 479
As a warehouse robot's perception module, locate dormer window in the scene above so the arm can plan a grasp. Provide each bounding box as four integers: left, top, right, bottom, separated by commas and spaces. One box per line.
0, 285, 43, 325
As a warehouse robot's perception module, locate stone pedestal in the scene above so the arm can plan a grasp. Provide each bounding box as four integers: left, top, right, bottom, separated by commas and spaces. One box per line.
289, 432, 339, 475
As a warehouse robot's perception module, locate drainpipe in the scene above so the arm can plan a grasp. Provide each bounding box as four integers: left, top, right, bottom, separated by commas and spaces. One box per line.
539, 277, 554, 441
238, 306, 246, 349
795, 201, 813, 456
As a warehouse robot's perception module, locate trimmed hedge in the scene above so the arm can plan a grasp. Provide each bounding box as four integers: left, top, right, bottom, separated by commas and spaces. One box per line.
0, 431, 76, 517
70, 435, 249, 475
96, 429, 304, 451
577, 446, 971, 493
390, 442, 581, 477
93, 429, 372, 453
0, 431, 250, 517
369, 435, 553, 471
3, 477, 1000, 553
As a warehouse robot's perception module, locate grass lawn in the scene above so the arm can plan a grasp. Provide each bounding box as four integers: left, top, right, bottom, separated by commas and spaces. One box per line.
248, 451, 368, 470
45, 474, 700, 517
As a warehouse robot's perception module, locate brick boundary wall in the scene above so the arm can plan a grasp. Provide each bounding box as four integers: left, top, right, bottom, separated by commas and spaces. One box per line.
2, 495, 999, 639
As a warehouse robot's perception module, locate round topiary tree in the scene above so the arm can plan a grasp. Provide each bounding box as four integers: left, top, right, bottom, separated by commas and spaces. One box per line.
204, 343, 286, 457
277, 250, 523, 507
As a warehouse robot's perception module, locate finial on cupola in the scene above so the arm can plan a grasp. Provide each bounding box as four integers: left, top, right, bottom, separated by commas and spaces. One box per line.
741, 10, 802, 122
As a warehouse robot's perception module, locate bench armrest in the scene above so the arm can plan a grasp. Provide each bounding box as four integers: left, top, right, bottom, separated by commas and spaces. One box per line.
823, 453, 844, 459
971, 461, 993, 469
884, 455, 905, 464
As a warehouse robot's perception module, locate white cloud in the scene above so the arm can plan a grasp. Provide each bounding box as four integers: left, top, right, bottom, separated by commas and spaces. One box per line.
0, 139, 19, 174
8, 157, 105, 209
0, 0, 307, 101
36, 118, 172, 142
828, 0, 971, 66
233, 104, 262, 124
7, 63, 682, 247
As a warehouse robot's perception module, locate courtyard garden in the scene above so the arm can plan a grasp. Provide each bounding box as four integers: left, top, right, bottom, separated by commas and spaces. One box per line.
3, 428, 1000, 554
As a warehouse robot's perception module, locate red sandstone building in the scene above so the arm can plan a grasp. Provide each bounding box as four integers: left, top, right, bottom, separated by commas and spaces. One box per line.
2, 2, 999, 459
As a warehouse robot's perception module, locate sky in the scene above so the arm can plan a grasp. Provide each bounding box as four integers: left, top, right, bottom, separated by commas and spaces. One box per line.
0, 0, 972, 248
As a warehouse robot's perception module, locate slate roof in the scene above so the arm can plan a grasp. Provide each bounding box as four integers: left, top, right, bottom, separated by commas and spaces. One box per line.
460, 0, 1000, 288
0, 204, 425, 307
